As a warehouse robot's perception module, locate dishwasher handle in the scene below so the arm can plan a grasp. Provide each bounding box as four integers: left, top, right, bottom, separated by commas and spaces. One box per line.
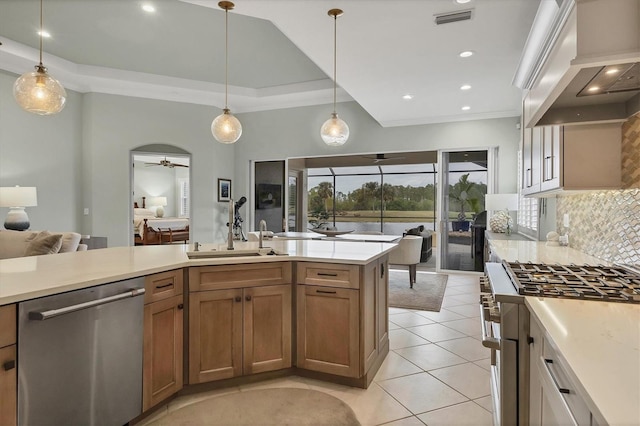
29, 288, 146, 321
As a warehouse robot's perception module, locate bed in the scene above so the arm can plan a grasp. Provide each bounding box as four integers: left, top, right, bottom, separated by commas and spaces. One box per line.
134, 197, 190, 245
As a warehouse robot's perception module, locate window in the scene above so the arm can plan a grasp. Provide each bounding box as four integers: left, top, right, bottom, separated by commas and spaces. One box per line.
178, 179, 189, 217
517, 150, 538, 237
306, 164, 438, 234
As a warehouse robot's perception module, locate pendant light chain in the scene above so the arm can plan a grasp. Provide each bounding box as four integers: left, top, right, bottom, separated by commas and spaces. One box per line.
320, 8, 349, 147
224, 5, 228, 110
332, 12, 337, 115
39, 0, 43, 66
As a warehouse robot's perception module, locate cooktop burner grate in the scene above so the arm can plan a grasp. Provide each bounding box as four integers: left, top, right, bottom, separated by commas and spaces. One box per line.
503, 261, 640, 303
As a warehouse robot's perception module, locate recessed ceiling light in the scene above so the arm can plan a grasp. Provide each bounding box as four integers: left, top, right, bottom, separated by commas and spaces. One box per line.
460, 84, 471, 90
588, 86, 600, 92
142, 3, 156, 13
38, 30, 51, 38
462, 106, 471, 111
455, 0, 472, 3
459, 50, 474, 58
402, 94, 414, 100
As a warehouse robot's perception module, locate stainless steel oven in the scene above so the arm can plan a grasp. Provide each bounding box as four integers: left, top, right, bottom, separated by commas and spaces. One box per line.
480, 263, 530, 426
480, 261, 640, 426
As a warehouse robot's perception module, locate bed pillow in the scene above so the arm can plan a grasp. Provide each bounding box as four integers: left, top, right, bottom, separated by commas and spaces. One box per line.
24, 231, 63, 256
134, 208, 156, 216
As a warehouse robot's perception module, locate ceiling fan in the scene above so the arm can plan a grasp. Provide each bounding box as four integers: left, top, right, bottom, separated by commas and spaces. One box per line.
363, 153, 407, 163
144, 157, 189, 168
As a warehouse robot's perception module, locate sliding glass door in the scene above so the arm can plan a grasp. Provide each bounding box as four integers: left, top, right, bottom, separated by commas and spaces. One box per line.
437, 150, 489, 272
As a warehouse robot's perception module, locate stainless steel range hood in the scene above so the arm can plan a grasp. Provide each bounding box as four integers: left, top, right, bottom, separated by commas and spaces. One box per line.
516, 0, 640, 126
537, 62, 640, 125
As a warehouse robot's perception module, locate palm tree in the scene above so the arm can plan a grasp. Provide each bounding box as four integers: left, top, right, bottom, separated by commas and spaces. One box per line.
363, 181, 380, 211
449, 173, 475, 221
316, 181, 333, 211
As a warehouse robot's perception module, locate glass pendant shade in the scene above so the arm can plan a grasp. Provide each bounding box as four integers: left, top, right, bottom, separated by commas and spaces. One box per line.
212, 108, 242, 144
321, 112, 349, 146
13, 65, 66, 115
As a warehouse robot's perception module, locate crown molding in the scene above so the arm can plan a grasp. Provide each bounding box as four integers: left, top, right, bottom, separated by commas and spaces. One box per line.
0, 37, 352, 112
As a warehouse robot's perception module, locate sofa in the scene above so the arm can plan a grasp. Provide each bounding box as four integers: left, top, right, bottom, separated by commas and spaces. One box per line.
0, 229, 88, 260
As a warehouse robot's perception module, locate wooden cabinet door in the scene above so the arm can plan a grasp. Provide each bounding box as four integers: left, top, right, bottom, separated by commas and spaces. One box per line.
529, 316, 544, 426
0, 345, 17, 426
143, 295, 184, 411
377, 257, 389, 352
189, 289, 243, 383
522, 127, 534, 193
540, 126, 562, 192
243, 284, 292, 375
297, 285, 359, 377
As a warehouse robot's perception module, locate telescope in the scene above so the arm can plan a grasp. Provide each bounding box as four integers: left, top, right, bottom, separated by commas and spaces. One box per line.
235, 196, 247, 211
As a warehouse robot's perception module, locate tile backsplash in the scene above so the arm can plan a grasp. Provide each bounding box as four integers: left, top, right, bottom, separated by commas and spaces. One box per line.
556, 189, 640, 265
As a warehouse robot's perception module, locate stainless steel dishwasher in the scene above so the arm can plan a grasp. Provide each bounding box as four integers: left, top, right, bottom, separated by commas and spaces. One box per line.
18, 277, 145, 426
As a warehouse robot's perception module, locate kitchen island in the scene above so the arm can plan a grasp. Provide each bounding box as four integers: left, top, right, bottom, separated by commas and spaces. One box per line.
0, 239, 395, 305
0, 239, 395, 424
486, 235, 640, 426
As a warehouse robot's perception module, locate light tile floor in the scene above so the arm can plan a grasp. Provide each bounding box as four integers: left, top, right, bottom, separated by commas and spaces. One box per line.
141, 272, 493, 426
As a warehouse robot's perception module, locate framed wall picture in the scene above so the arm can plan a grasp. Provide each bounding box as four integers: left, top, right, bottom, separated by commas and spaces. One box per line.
218, 178, 231, 202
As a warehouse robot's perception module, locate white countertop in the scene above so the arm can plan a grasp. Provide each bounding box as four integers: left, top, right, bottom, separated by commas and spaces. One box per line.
488, 238, 607, 265
526, 297, 640, 425
0, 240, 396, 305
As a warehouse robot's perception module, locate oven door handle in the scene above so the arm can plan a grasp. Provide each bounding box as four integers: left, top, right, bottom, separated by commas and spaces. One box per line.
479, 304, 500, 350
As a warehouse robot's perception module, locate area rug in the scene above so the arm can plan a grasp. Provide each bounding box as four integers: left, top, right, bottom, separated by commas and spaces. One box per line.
388, 269, 448, 311
148, 388, 360, 426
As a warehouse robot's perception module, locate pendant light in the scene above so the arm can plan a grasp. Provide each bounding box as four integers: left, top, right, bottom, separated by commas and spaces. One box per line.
212, 1, 242, 144
320, 8, 349, 147
13, 0, 66, 115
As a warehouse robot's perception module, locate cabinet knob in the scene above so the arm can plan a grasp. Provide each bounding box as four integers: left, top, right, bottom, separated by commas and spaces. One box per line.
177, 303, 184, 310
245, 295, 252, 301
235, 296, 241, 303
3, 360, 15, 371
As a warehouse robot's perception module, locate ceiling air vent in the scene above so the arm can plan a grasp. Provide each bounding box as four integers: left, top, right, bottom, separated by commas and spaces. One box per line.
435, 9, 473, 25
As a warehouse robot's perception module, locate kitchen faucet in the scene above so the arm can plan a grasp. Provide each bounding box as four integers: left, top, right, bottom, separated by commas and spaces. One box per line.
259, 219, 267, 249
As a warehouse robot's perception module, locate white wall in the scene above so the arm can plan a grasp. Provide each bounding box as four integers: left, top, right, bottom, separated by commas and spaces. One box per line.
235, 101, 521, 229
0, 70, 84, 232
82, 93, 234, 247
133, 160, 179, 217
1, 70, 521, 246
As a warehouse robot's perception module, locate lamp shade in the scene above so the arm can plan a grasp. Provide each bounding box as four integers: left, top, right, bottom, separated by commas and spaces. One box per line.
0, 186, 38, 207
13, 66, 67, 115
485, 193, 518, 211
149, 196, 167, 207
212, 109, 242, 144
321, 113, 350, 146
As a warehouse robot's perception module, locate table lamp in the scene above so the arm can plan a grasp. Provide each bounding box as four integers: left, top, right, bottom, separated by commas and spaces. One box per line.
485, 193, 518, 235
0, 186, 38, 231
149, 196, 167, 218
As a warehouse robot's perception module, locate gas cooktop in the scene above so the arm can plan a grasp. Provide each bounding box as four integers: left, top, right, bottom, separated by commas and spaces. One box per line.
503, 261, 640, 304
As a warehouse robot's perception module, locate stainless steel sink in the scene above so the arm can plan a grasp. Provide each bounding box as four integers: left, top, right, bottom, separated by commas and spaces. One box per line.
186, 248, 288, 259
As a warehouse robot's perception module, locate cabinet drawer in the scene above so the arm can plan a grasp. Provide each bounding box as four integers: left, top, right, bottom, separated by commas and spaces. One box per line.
297, 262, 360, 289
0, 305, 16, 348
189, 262, 292, 292
144, 269, 184, 304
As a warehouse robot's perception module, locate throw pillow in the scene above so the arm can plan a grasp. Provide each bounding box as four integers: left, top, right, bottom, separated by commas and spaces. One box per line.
24, 231, 63, 256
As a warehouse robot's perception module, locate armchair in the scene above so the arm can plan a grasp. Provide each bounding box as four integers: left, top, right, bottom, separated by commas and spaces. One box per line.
388, 235, 423, 288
